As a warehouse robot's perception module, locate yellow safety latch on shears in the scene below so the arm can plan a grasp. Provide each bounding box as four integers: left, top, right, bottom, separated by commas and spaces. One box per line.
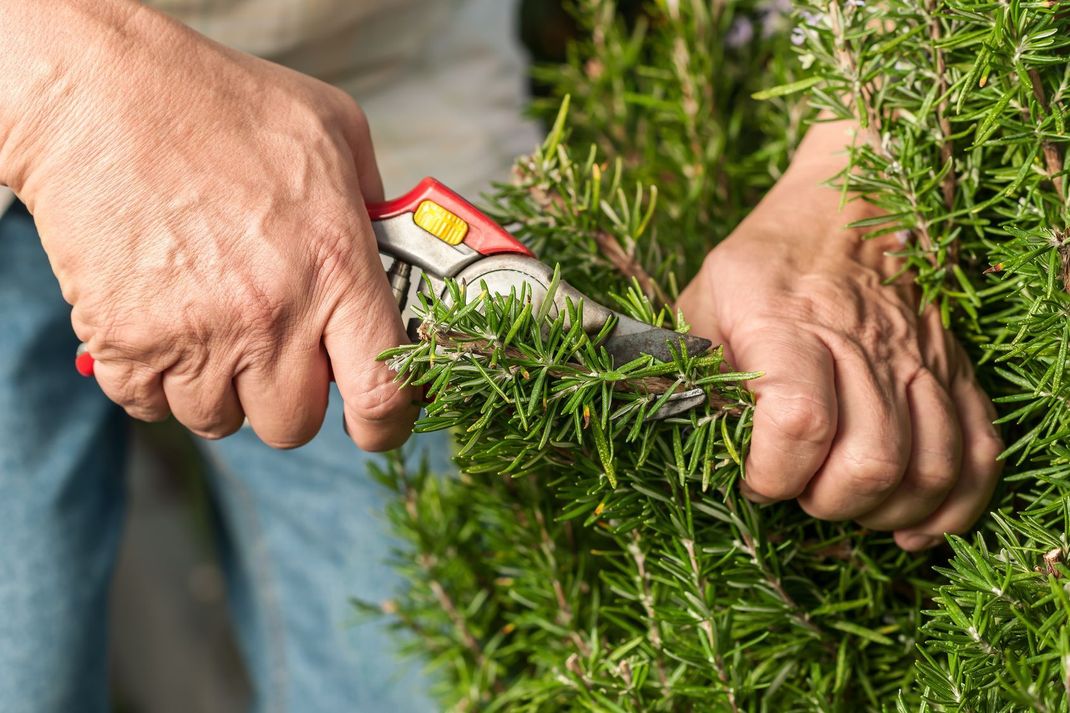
413, 200, 469, 246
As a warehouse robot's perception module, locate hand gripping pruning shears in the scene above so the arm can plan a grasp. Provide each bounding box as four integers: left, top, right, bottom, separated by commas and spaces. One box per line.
75, 177, 710, 420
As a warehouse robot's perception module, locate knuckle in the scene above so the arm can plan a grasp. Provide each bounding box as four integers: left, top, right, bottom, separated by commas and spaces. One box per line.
233, 279, 297, 345
174, 393, 230, 435
307, 86, 371, 146
908, 453, 958, 496
291, 86, 343, 132
351, 378, 414, 425
333, 90, 369, 130
96, 321, 162, 362
70, 306, 93, 342
801, 275, 852, 307
846, 455, 905, 497
700, 245, 733, 275
309, 218, 361, 291
763, 393, 835, 446
851, 318, 888, 353
105, 363, 158, 406
793, 276, 869, 327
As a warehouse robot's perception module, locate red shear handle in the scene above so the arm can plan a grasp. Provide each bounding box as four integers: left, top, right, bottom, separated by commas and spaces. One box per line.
75, 177, 531, 378
367, 177, 532, 258
75, 344, 95, 377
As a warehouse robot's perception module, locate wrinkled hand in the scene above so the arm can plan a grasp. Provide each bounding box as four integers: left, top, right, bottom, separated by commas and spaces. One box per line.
678, 126, 1003, 551
3, 4, 416, 450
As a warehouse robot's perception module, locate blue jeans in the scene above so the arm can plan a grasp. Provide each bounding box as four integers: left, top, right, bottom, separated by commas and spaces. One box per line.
0, 201, 440, 713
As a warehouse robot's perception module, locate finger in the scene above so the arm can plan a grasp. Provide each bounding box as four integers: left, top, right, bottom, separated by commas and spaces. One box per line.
855, 369, 961, 531
324, 252, 418, 452
798, 346, 910, 520
94, 359, 171, 422
728, 326, 838, 502
894, 371, 1003, 551
327, 295, 418, 452
73, 312, 171, 422
163, 366, 246, 441
233, 340, 330, 449
917, 308, 955, 384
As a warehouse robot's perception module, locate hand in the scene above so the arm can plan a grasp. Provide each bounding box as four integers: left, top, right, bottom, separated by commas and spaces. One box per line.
1, 2, 417, 450
677, 123, 1003, 551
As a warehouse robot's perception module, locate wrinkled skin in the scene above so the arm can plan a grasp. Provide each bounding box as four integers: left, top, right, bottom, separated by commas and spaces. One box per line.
679, 122, 1003, 551
0, 1, 417, 450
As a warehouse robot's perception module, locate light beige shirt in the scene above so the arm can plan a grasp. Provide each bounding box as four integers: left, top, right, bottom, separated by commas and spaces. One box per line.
0, 0, 537, 213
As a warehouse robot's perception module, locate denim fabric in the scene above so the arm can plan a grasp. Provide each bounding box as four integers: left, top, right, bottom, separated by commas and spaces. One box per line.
0, 202, 442, 712
0, 202, 129, 713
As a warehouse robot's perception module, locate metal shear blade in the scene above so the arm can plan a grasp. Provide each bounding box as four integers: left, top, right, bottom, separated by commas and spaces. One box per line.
601, 313, 711, 421
445, 254, 711, 421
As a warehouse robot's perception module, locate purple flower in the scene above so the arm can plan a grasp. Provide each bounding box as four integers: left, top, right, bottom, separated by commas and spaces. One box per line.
726, 17, 755, 48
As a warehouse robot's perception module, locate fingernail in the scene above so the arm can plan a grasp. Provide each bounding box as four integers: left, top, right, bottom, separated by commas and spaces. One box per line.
899, 533, 940, 551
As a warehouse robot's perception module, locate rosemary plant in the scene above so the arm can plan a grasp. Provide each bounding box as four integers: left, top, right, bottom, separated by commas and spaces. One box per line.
362, 0, 1070, 710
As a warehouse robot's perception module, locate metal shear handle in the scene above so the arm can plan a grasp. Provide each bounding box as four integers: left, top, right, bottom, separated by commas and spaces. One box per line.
74, 178, 533, 378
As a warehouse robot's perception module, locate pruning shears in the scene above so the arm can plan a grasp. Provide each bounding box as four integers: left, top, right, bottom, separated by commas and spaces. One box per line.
75, 177, 710, 420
